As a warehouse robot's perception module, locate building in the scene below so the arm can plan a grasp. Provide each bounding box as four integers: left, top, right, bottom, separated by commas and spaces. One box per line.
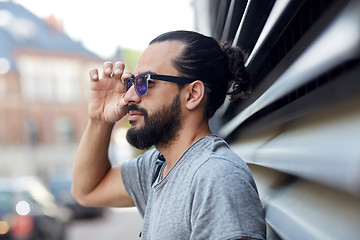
0, 1, 103, 145
0, 1, 103, 176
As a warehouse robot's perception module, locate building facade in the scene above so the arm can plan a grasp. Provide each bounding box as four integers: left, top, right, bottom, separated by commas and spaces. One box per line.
0, 2, 104, 177
0, 1, 102, 146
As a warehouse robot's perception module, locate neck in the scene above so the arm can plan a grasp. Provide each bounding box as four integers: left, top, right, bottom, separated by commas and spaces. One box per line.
157, 120, 211, 177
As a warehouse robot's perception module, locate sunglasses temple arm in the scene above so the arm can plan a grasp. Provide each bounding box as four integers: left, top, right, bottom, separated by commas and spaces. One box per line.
151, 75, 193, 85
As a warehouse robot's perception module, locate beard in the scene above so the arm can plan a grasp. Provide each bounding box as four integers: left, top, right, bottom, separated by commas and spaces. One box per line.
126, 94, 182, 150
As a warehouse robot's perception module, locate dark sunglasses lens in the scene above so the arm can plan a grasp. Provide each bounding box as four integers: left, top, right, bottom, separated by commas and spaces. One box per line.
124, 78, 133, 92
135, 76, 147, 96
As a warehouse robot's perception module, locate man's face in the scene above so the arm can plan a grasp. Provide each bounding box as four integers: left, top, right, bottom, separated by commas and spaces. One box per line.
125, 41, 185, 149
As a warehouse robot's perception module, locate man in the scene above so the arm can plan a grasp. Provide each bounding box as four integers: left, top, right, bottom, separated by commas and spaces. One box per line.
72, 30, 266, 239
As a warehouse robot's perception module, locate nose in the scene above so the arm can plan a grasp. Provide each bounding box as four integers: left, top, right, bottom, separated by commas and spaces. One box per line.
123, 84, 141, 104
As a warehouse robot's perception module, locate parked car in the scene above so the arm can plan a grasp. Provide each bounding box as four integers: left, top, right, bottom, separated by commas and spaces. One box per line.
49, 175, 104, 219
0, 176, 71, 240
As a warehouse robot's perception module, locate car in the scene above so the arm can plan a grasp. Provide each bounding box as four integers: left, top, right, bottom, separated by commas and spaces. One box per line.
0, 176, 72, 240
49, 175, 104, 219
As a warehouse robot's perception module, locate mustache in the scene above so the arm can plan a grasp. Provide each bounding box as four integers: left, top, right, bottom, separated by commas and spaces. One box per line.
127, 104, 148, 116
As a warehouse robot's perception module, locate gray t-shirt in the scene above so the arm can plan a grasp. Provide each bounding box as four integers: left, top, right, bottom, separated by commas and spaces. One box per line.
121, 135, 265, 240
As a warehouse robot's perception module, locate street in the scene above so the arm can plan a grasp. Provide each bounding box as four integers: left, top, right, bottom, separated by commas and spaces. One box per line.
67, 207, 143, 240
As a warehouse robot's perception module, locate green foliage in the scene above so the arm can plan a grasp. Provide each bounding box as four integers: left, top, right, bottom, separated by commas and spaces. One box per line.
113, 47, 142, 72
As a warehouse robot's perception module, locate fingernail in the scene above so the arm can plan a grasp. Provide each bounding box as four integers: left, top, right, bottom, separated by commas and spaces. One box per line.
93, 73, 98, 79
115, 68, 121, 74
106, 67, 112, 73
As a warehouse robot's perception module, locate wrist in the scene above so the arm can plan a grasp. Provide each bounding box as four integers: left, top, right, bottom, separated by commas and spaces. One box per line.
88, 118, 115, 132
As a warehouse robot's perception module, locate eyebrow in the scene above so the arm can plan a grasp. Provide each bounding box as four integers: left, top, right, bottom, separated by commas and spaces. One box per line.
136, 71, 158, 76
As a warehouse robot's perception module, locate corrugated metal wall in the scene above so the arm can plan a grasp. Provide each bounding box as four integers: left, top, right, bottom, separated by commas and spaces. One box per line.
194, 0, 360, 239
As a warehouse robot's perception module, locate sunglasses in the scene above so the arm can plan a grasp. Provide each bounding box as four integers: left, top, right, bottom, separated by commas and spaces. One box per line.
124, 73, 211, 96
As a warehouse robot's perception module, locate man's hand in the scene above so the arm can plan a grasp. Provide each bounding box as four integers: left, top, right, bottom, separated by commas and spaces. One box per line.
72, 61, 135, 208
88, 61, 130, 123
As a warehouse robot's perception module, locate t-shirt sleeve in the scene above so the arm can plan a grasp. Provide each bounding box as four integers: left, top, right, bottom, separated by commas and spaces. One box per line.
189, 158, 266, 240
121, 149, 158, 217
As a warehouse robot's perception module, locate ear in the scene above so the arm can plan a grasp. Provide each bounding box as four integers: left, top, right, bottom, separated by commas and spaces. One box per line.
184, 80, 206, 111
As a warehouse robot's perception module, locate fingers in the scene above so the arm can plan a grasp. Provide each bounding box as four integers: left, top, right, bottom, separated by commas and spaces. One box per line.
113, 61, 125, 80
89, 61, 127, 82
103, 61, 113, 78
89, 69, 99, 81
101, 61, 126, 79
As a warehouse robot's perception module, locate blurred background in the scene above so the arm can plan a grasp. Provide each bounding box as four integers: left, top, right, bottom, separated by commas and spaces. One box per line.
1, 0, 360, 239
0, 0, 195, 239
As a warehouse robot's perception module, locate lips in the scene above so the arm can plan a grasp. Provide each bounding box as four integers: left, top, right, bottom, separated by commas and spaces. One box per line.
127, 104, 147, 123
128, 110, 144, 122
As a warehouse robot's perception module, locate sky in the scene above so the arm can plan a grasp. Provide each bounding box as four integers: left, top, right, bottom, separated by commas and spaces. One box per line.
12, 0, 195, 58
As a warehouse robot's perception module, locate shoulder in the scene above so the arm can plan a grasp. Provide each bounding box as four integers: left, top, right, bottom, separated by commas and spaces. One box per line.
193, 155, 254, 186
187, 135, 254, 183
196, 136, 253, 178
188, 140, 260, 197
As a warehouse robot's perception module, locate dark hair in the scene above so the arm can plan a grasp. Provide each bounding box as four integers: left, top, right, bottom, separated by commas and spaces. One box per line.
150, 30, 251, 119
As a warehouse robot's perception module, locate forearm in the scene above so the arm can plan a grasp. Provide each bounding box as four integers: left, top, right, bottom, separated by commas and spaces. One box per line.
72, 119, 114, 205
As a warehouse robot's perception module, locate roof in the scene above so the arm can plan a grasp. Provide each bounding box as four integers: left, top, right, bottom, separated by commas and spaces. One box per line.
0, 1, 101, 72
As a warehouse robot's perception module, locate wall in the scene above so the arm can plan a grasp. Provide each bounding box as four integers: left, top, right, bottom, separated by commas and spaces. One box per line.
194, 0, 360, 239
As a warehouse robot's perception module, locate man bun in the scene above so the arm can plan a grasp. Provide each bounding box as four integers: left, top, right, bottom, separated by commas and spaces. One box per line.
220, 41, 252, 101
